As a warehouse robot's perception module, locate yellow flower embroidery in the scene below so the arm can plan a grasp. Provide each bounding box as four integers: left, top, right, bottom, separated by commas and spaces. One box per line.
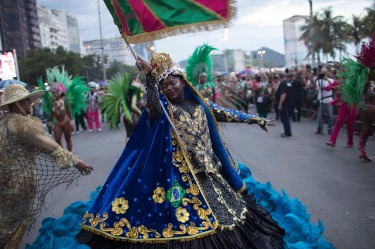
152, 187, 165, 203
176, 207, 190, 223
111, 197, 129, 214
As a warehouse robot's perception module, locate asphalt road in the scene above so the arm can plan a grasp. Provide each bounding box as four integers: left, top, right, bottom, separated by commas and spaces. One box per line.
21, 109, 375, 249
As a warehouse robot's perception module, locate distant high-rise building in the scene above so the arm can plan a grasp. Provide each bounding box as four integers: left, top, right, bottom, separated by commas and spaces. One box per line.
84, 37, 140, 67
0, 0, 41, 57
52, 10, 81, 54
133, 41, 153, 62
38, 6, 69, 51
283, 15, 311, 68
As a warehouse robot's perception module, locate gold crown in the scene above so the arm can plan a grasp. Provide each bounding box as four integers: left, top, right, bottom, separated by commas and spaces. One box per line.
147, 45, 173, 79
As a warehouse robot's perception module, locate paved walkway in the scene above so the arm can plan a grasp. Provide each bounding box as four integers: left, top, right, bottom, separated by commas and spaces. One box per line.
22, 109, 375, 249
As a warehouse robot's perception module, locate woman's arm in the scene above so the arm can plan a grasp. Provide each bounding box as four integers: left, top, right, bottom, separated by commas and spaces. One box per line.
136, 56, 162, 121
65, 100, 74, 129
208, 101, 271, 131
65, 100, 73, 120
9, 116, 92, 174
130, 93, 142, 117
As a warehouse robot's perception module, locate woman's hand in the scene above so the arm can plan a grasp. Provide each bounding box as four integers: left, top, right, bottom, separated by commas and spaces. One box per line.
70, 120, 74, 132
75, 160, 93, 175
136, 56, 153, 75
262, 119, 276, 133
267, 119, 276, 127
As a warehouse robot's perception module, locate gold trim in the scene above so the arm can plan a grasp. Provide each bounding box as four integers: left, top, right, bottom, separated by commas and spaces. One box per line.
182, 174, 199, 196
166, 98, 219, 226
238, 182, 247, 193
8, 224, 26, 249
81, 224, 217, 243
122, 19, 230, 44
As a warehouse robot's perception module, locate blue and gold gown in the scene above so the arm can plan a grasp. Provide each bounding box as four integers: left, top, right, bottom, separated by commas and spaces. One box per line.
28, 73, 334, 249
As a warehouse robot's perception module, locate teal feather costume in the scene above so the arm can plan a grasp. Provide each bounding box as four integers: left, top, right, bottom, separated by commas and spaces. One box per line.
339, 36, 375, 106
100, 73, 132, 130
185, 44, 217, 90
38, 66, 89, 118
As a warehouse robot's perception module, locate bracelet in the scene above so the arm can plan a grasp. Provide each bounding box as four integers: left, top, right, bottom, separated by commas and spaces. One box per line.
151, 68, 158, 78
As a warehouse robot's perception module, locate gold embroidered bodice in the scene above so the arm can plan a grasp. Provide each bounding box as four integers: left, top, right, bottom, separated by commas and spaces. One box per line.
170, 101, 247, 227
171, 103, 221, 174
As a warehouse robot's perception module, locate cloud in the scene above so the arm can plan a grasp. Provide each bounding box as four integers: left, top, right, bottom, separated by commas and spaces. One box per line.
36, 0, 372, 62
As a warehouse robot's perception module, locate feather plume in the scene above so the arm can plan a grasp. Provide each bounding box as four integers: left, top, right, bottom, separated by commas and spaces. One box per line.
355, 36, 375, 68
338, 57, 369, 106
42, 66, 89, 117
185, 44, 217, 88
101, 73, 132, 130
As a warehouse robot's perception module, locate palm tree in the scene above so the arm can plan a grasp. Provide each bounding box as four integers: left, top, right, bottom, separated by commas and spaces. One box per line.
362, 5, 375, 36
349, 14, 365, 52
317, 7, 348, 61
299, 14, 322, 64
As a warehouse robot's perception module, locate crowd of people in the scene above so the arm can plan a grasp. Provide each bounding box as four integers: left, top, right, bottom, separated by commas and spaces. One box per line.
211, 62, 372, 151
19, 59, 374, 163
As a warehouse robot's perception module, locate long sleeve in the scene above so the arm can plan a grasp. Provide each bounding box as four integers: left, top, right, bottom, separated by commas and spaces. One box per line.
145, 72, 162, 120
208, 101, 268, 129
8, 114, 79, 168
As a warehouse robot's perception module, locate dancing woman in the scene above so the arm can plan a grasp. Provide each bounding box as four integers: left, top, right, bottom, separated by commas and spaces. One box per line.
186, 44, 217, 103
339, 37, 375, 162
29, 51, 334, 249
39, 66, 89, 152
48, 83, 74, 151
76, 51, 284, 248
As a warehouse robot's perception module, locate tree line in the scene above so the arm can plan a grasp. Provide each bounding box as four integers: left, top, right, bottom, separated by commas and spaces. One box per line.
18, 46, 143, 87
300, 4, 375, 64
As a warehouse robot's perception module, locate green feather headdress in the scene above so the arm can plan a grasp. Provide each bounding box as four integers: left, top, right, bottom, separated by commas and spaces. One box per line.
38, 66, 89, 117
338, 58, 369, 106
101, 73, 132, 130
338, 37, 375, 106
185, 44, 217, 88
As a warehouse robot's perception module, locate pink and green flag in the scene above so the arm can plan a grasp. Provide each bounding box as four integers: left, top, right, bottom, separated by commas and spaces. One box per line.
103, 0, 235, 43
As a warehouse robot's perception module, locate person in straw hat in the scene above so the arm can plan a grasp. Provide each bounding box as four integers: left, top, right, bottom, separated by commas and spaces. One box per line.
0, 84, 93, 249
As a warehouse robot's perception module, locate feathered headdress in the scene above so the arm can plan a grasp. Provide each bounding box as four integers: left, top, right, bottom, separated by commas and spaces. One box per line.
339, 36, 375, 106
355, 36, 375, 69
38, 66, 89, 117
100, 73, 132, 130
185, 44, 217, 88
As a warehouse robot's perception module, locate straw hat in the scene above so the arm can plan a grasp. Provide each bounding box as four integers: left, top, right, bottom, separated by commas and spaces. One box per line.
0, 84, 45, 111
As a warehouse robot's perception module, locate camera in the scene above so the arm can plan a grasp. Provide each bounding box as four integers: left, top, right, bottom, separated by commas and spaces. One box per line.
318, 73, 325, 80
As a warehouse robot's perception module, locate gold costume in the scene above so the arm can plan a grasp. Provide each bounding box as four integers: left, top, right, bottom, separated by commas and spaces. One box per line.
0, 112, 81, 247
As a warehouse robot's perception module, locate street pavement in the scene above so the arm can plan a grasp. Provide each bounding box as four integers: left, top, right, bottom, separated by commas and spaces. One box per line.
21, 108, 375, 249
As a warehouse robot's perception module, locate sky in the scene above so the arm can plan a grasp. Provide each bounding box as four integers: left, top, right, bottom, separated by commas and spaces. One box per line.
37, 0, 373, 62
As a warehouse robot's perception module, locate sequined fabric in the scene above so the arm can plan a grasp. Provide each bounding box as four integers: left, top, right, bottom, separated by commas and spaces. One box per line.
145, 73, 162, 120
0, 113, 82, 245
171, 101, 247, 227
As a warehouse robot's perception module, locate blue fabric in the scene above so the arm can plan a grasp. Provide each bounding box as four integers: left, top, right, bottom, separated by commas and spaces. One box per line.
238, 164, 334, 249
80, 85, 247, 240
26, 187, 101, 249
28, 82, 334, 248
29, 165, 334, 249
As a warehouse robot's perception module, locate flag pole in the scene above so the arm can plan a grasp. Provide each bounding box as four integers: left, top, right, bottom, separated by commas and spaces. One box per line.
123, 37, 182, 141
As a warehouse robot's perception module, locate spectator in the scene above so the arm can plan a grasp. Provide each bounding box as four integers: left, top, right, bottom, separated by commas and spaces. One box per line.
315, 67, 334, 135
276, 73, 293, 137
